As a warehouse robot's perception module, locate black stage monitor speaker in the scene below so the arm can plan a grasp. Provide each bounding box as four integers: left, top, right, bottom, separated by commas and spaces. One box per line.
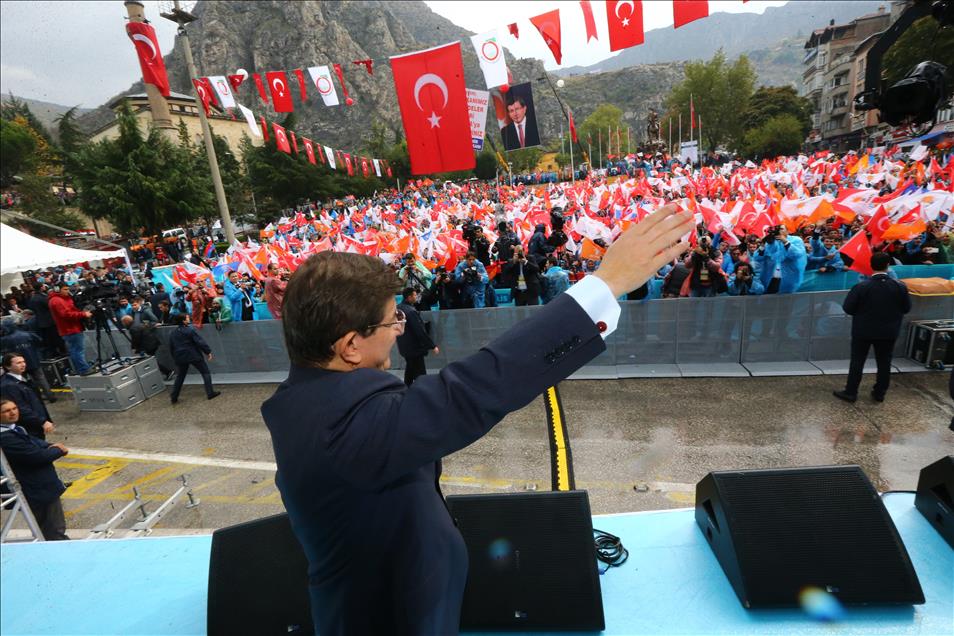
915, 455, 954, 549
695, 465, 924, 608
446, 490, 605, 632
207, 513, 313, 636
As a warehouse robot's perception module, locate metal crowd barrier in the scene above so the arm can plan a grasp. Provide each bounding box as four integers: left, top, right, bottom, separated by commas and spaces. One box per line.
85, 292, 953, 373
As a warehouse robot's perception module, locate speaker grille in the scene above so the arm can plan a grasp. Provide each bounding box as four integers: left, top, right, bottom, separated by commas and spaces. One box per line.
709, 467, 923, 606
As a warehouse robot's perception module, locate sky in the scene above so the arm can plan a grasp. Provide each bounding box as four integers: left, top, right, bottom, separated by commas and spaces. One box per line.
0, 0, 787, 109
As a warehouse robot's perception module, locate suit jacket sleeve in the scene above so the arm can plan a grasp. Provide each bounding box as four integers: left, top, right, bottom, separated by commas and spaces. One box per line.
899, 282, 912, 314
325, 293, 604, 490
407, 310, 435, 351
190, 328, 212, 355
842, 283, 862, 315
0, 432, 64, 465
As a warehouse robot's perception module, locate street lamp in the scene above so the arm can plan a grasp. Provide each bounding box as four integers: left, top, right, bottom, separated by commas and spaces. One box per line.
536, 75, 575, 183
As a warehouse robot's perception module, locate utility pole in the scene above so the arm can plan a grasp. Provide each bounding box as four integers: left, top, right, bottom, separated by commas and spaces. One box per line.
160, 0, 236, 245
537, 74, 575, 183
124, 2, 176, 139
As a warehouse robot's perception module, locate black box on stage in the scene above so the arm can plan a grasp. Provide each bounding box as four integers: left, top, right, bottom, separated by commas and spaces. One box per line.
695, 465, 924, 608
915, 455, 954, 549
40, 356, 71, 387
207, 513, 312, 636
907, 320, 954, 369
446, 490, 605, 632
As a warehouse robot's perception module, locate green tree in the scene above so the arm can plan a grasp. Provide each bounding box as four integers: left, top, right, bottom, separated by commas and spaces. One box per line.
741, 86, 813, 138
664, 49, 756, 153
882, 16, 954, 88
743, 114, 804, 159
54, 106, 87, 191
0, 118, 36, 186
16, 173, 84, 237
0, 95, 52, 143
474, 147, 497, 180
506, 147, 544, 173
71, 104, 215, 234
577, 104, 632, 162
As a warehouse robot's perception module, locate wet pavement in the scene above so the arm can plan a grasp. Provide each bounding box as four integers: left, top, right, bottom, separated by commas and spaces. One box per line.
19, 371, 953, 535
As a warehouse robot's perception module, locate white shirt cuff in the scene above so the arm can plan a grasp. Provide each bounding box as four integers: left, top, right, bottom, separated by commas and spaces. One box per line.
565, 275, 621, 339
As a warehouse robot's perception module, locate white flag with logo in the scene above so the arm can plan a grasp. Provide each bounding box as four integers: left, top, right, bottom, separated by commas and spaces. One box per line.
470, 31, 507, 89
208, 75, 236, 109
324, 145, 337, 169
237, 104, 261, 138
307, 66, 340, 107
466, 88, 490, 151
372, 158, 382, 177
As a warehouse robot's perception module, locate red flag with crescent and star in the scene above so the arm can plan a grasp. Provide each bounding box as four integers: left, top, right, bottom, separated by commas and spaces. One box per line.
839, 230, 873, 276
126, 22, 170, 97
606, 0, 644, 52
192, 78, 216, 116
266, 71, 294, 112
390, 41, 475, 175
272, 123, 292, 154
530, 9, 563, 65
303, 138, 316, 164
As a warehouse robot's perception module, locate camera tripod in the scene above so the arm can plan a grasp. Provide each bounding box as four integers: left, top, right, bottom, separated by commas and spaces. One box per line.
90, 305, 132, 373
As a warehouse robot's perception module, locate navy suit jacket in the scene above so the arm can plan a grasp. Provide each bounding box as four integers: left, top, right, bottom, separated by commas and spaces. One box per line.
843, 274, 912, 340
261, 293, 605, 635
0, 373, 50, 439
395, 302, 436, 359
0, 427, 66, 505
167, 325, 211, 365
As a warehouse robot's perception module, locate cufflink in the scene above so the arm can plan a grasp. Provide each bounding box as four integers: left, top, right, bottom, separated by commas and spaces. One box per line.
596, 321, 607, 333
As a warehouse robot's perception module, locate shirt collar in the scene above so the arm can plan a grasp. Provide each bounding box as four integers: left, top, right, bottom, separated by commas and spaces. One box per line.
7, 372, 25, 382
0, 423, 17, 432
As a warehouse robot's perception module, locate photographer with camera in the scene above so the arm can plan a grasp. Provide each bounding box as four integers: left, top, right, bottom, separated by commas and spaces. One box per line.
426, 266, 459, 310
48, 283, 93, 376
503, 247, 541, 306
727, 262, 764, 296
491, 221, 520, 264
453, 252, 489, 309
753, 225, 807, 294
120, 315, 175, 380
397, 253, 433, 307
682, 233, 727, 298
224, 272, 251, 323
465, 224, 491, 266
528, 224, 551, 268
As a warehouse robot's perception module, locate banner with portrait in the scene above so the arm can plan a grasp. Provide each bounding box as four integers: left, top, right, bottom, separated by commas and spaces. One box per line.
490, 82, 541, 151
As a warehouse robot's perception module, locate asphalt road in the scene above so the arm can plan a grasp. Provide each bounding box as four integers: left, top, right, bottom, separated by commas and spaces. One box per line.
19, 370, 953, 536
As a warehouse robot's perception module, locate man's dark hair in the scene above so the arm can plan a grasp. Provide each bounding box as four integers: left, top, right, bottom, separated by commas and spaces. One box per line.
506, 94, 527, 108
282, 252, 401, 367
171, 313, 189, 326
402, 287, 417, 300
465, 251, 477, 259
871, 252, 892, 272
133, 296, 144, 303
1, 352, 24, 370
156, 283, 165, 290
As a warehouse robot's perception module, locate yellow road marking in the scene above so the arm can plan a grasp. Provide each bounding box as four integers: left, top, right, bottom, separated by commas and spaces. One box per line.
111, 466, 180, 495
62, 459, 128, 497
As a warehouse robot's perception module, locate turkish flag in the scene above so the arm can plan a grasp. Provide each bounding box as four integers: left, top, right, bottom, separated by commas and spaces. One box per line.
748, 211, 774, 238
290, 131, 299, 155
606, 0, 644, 52
385, 161, 393, 178
839, 230, 873, 276
344, 153, 354, 176
259, 116, 269, 142
865, 205, 891, 244
192, 78, 216, 116
673, 0, 709, 29
228, 74, 245, 92
272, 123, 292, 154
361, 157, 370, 178
266, 71, 294, 112
294, 69, 308, 102
530, 9, 562, 65
252, 73, 269, 105
126, 22, 170, 96
390, 41, 475, 175
569, 110, 578, 143
303, 138, 316, 164
508, 23, 519, 38
894, 204, 921, 225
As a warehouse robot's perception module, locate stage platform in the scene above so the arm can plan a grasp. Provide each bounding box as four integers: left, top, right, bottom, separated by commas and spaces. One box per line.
1, 493, 950, 635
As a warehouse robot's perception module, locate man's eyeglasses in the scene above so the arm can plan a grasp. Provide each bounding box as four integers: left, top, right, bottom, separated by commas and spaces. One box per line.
366, 309, 406, 332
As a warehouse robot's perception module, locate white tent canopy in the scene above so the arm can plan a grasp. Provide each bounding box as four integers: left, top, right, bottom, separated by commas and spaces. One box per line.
0, 223, 127, 275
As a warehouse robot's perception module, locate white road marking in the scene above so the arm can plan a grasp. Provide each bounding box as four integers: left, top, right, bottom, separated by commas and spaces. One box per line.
69, 447, 277, 472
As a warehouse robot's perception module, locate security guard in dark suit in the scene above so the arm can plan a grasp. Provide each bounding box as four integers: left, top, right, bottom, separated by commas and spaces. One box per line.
262, 206, 693, 635
0, 397, 70, 540
395, 288, 438, 387
834, 252, 912, 403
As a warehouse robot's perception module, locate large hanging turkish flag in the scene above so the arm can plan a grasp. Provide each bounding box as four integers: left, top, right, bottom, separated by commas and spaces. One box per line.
266, 71, 294, 112
673, 0, 709, 29
530, 9, 563, 65
303, 138, 316, 164
606, 0, 644, 52
391, 41, 475, 175
126, 22, 170, 97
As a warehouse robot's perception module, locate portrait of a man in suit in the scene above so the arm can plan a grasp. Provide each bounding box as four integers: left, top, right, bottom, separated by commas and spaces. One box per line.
499, 83, 540, 151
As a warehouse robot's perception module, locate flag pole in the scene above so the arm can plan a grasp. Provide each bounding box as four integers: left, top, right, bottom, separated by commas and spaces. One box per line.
690, 93, 693, 145
598, 130, 602, 171
160, 0, 236, 246
698, 115, 703, 167
678, 113, 682, 157
668, 117, 672, 154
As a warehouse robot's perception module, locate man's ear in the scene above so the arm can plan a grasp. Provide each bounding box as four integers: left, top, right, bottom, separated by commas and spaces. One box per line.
333, 331, 362, 367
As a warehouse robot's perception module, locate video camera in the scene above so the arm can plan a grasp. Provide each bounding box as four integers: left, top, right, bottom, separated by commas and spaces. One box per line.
462, 265, 481, 285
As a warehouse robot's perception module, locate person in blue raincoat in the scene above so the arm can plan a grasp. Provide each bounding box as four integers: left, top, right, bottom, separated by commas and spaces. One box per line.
453, 252, 489, 308
754, 226, 807, 294
806, 235, 845, 273
223, 272, 246, 322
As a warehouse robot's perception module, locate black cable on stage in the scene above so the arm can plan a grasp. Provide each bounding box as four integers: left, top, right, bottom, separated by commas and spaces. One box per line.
593, 528, 628, 573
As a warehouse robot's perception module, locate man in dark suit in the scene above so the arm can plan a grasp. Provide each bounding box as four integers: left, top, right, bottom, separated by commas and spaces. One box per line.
261, 205, 693, 635
500, 93, 540, 150
26, 284, 62, 357
834, 252, 912, 403
0, 353, 55, 439
503, 247, 542, 305
396, 287, 438, 386
0, 397, 70, 540
120, 315, 175, 380
167, 314, 220, 404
